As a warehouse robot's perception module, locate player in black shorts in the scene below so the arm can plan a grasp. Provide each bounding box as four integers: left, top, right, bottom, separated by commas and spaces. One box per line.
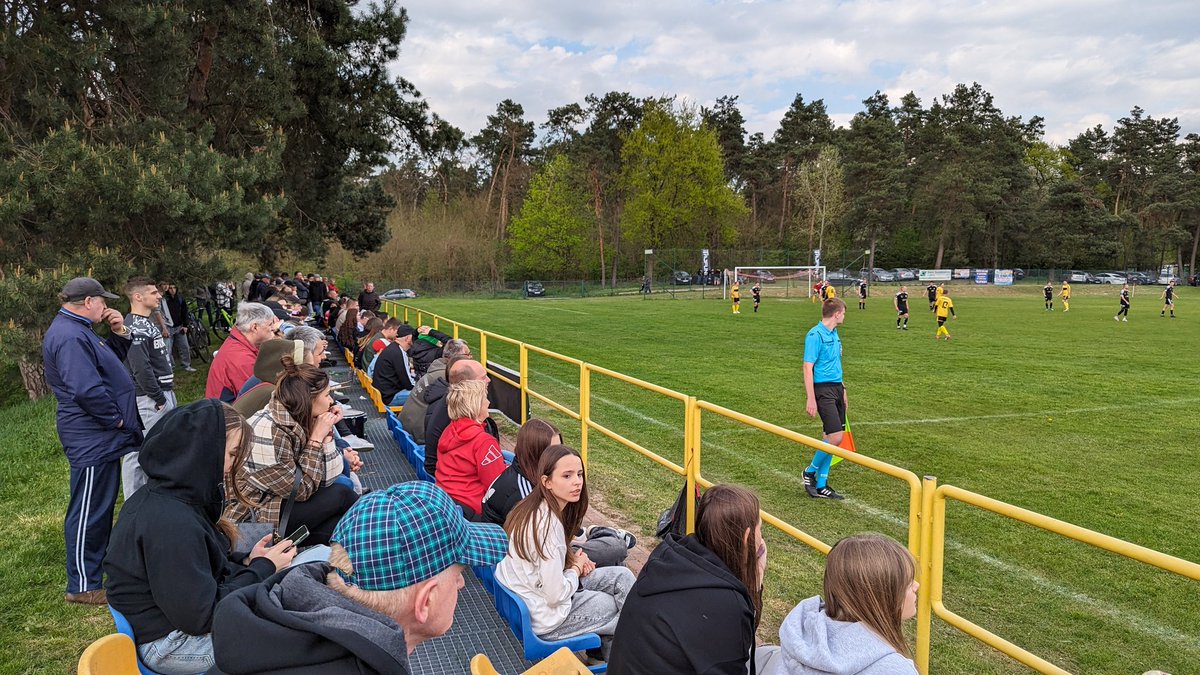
1115, 283, 1130, 321
895, 286, 909, 330
1043, 282, 1054, 311
857, 280, 868, 310
752, 283, 762, 313
926, 283, 937, 311
1160, 280, 1176, 318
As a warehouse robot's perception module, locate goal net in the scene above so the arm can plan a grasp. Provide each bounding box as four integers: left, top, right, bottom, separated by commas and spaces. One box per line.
723, 266, 826, 300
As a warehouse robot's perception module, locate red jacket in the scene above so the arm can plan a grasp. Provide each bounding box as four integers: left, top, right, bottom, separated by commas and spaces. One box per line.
205, 328, 260, 402
436, 417, 507, 515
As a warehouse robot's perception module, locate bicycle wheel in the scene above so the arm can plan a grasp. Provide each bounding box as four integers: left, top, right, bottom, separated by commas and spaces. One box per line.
188, 317, 210, 363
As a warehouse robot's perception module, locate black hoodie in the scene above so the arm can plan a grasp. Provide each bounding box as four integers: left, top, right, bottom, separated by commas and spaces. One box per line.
208, 562, 411, 674
607, 534, 756, 675
104, 399, 277, 644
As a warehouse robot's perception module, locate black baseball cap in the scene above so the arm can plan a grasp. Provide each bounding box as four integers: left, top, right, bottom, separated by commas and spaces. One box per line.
62, 277, 119, 302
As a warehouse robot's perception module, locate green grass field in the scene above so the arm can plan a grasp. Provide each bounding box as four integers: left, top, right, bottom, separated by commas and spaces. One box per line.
402, 283, 1200, 674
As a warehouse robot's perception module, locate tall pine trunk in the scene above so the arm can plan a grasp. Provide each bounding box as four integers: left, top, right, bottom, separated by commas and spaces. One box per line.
18, 357, 49, 400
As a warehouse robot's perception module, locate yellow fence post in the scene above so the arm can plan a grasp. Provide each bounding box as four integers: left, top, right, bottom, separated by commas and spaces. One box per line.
916, 475, 937, 675
433, 316, 439, 330
579, 364, 590, 466
403, 305, 409, 323
453, 323, 459, 339
519, 343, 529, 425
685, 396, 698, 534
480, 333, 488, 371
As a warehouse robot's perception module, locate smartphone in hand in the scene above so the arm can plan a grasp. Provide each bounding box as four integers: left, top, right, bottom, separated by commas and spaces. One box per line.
283, 525, 310, 548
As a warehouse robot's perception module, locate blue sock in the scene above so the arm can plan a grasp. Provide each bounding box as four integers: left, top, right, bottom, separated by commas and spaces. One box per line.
808, 451, 833, 487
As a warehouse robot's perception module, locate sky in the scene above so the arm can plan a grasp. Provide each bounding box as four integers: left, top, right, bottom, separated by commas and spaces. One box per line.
387, 0, 1200, 146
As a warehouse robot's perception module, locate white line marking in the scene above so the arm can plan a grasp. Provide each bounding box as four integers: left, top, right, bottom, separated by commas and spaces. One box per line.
539, 307, 589, 315
527, 366, 1199, 651
852, 398, 1200, 427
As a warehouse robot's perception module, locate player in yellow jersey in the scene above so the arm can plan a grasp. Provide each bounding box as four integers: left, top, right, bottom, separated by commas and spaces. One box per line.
731, 281, 741, 314
1061, 280, 1071, 312
935, 292, 956, 340
935, 283, 945, 305
823, 282, 836, 300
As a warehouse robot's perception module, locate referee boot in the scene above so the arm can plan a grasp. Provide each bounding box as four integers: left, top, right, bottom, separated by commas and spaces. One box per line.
802, 470, 819, 498
811, 485, 845, 500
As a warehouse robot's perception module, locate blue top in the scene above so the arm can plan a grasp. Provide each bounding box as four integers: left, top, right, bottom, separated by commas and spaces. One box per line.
803, 321, 843, 384
43, 309, 142, 467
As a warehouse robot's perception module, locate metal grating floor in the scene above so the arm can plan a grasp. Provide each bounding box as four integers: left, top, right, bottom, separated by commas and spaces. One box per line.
328, 356, 532, 673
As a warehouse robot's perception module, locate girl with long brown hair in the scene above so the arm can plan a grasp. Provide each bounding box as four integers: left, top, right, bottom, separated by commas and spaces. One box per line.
776, 533, 919, 674
608, 484, 768, 674
223, 356, 360, 545
480, 417, 560, 525
494, 445, 636, 660
104, 400, 297, 674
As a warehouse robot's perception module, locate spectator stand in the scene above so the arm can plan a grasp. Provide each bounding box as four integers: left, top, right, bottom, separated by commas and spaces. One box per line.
322, 349, 533, 674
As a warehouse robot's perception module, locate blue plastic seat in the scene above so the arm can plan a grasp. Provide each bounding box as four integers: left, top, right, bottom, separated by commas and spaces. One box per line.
490, 578, 606, 673
107, 605, 204, 675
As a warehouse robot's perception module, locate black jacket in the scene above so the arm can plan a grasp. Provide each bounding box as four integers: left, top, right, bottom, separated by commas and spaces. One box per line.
358, 290, 381, 312
480, 464, 532, 526
608, 534, 756, 675
209, 563, 411, 674
309, 280, 327, 304
409, 330, 451, 378
372, 342, 415, 403
423, 378, 499, 477
104, 400, 276, 644
163, 291, 190, 327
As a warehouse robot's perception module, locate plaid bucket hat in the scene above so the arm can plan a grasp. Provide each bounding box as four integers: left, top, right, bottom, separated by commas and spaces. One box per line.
332, 482, 508, 590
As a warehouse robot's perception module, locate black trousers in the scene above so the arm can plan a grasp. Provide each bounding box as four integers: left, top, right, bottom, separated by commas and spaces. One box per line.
287, 483, 359, 545
65, 459, 121, 593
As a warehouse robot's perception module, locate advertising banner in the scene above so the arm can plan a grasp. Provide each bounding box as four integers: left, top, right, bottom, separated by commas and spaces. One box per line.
995, 269, 1014, 286
919, 269, 952, 282
701, 249, 710, 274
974, 269, 989, 284
953, 268, 972, 279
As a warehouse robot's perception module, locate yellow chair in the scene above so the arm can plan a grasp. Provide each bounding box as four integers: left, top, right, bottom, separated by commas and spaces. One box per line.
471, 647, 593, 675
78, 633, 140, 675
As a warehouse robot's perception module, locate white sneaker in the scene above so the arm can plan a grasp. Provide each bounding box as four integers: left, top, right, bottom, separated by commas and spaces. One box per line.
341, 435, 375, 451
1123, 318, 1128, 322
1114, 316, 1119, 321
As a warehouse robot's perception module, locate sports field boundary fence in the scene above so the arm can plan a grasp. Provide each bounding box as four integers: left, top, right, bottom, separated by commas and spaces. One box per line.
382, 300, 1200, 674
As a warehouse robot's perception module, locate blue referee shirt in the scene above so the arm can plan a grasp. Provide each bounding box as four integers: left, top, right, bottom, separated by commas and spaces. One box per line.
803, 321, 843, 384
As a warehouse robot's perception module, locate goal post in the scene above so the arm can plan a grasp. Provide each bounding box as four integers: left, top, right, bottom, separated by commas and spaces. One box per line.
723, 266, 826, 300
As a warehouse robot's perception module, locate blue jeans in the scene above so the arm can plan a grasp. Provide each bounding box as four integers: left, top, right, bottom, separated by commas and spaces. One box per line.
389, 390, 411, 406
138, 629, 214, 674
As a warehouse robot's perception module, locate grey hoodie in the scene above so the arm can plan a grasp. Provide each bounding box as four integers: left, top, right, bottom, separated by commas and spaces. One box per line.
777, 596, 917, 675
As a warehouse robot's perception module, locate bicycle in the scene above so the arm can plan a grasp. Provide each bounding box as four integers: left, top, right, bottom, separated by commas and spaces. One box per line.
186, 313, 210, 364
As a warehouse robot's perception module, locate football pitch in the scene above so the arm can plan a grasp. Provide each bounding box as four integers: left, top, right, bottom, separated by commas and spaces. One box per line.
406, 284, 1199, 674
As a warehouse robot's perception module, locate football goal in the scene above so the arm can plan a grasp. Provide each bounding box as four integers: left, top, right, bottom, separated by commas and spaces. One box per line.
723, 266, 826, 300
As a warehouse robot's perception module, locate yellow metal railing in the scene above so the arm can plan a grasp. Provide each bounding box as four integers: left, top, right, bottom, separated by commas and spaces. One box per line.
382, 300, 1199, 674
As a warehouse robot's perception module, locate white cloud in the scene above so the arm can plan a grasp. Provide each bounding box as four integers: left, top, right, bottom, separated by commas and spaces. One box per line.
389, 0, 1200, 145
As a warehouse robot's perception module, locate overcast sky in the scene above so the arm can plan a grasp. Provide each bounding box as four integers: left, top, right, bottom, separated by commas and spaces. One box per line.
388, 0, 1200, 146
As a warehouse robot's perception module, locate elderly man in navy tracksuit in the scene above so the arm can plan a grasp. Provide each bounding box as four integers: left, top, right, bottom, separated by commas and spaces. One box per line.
43, 277, 144, 604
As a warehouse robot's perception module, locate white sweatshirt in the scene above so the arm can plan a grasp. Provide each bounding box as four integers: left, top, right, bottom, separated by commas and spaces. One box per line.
494, 502, 580, 634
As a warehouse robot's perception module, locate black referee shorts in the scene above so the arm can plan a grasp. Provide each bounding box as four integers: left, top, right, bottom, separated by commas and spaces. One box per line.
813, 382, 846, 435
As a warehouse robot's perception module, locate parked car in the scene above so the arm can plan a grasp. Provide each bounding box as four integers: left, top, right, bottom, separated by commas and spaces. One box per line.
671, 270, 691, 285
1123, 271, 1152, 285
893, 268, 917, 281
1093, 272, 1126, 285
754, 270, 776, 283
1012, 268, 1026, 280
381, 288, 418, 300
1157, 275, 1179, 285
824, 269, 859, 287
525, 281, 545, 297
1067, 270, 1095, 284
860, 268, 895, 282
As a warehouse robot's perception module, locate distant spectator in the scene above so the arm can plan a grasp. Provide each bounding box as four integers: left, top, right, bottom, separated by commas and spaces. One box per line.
239, 272, 255, 302
159, 282, 195, 373
355, 317, 384, 370
495, 445, 635, 660
335, 300, 360, 350
205, 302, 280, 402
223, 357, 359, 546
365, 318, 400, 377
232, 338, 303, 418
292, 271, 309, 307
608, 484, 770, 674
121, 277, 175, 497
373, 324, 417, 405
410, 325, 452, 378
44, 277, 142, 605
425, 357, 498, 477
104, 401, 296, 674
399, 338, 470, 443
358, 281, 381, 313
209, 482, 507, 673
775, 534, 919, 675
333, 296, 355, 339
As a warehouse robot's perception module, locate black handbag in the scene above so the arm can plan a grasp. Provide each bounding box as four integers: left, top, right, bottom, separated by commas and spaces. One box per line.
655, 481, 701, 539
235, 465, 304, 551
